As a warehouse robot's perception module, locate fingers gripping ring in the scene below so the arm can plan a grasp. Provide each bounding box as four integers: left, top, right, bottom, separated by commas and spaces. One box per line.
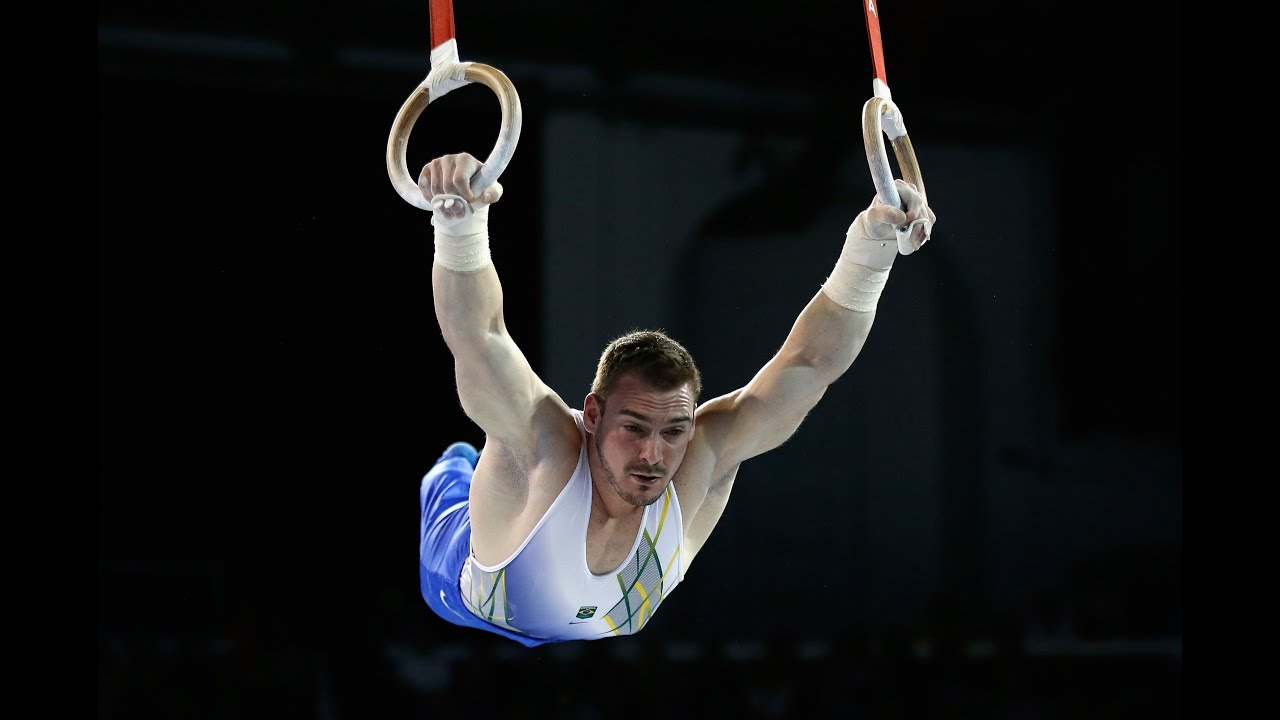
895, 217, 931, 255
427, 194, 474, 227
861, 96, 926, 211
386, 50, 523, 212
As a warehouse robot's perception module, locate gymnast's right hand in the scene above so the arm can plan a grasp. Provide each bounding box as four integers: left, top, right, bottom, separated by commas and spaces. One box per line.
418, 153, 504, 228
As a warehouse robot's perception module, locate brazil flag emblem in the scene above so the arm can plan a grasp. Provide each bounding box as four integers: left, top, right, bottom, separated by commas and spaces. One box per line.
575, 606, 597, 619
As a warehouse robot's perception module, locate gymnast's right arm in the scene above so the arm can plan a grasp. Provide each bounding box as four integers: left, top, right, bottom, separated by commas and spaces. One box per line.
422, 152, 551, 448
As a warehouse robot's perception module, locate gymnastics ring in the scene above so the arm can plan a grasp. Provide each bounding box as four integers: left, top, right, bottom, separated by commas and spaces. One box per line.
386, 2, 523, 211
862, 95, 925, 211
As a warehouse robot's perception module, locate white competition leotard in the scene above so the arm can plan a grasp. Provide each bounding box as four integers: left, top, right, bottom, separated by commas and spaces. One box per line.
459, 410, 686, 641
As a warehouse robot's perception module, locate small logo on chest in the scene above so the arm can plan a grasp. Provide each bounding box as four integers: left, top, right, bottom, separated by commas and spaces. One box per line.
575, 606, 597, 620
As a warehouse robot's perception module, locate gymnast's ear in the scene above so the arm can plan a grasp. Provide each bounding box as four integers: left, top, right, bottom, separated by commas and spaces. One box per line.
583, 393, 603, 432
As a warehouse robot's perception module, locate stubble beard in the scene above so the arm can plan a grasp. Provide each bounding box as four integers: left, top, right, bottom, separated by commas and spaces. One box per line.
594, 430, 665, 508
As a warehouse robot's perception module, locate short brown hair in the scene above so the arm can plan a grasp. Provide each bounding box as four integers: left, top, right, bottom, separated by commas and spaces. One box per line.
591, 329, 702, 403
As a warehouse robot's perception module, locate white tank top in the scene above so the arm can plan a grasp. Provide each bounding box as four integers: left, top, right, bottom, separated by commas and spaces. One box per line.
459, 410, 686, 641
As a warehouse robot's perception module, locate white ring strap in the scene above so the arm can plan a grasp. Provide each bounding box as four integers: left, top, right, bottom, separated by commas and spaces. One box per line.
420, 38, 472, 101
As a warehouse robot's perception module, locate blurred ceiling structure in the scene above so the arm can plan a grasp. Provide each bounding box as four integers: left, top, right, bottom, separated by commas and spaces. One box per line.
100, 1, 1163, 142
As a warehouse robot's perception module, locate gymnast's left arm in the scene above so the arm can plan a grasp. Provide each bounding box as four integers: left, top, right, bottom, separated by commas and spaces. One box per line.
695, 180, 935, 468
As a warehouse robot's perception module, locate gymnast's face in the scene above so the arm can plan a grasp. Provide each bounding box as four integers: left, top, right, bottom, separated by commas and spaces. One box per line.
584, 373, 695, 508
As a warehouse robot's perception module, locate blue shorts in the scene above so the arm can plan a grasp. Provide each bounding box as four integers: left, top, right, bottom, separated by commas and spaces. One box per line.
419, 442, 549, 648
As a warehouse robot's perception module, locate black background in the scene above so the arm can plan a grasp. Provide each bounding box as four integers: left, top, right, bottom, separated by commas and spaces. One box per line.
99, 1, 1181, 717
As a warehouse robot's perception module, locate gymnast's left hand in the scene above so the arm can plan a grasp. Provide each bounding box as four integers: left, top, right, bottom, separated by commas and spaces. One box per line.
418, 152, 504, 224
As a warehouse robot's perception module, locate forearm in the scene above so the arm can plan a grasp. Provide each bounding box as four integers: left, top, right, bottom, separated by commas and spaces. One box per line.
428, 181, 506, 350
780, 202, 900, 384
753, 291, 874, 425
780, 289, 876, 386
712, 291, 874, 463
432, 261, 506, 349
432, 254, 548, 441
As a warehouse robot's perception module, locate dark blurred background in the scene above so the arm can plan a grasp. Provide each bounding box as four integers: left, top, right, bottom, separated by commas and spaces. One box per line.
98, 1, 1181, 717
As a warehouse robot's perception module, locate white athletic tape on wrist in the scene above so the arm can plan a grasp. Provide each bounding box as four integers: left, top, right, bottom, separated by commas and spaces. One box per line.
841, 212, 899, 270
432, 196, 490, 272
421, 39, 472, 101
822, 212, 896, 312
823, 261, 890, 313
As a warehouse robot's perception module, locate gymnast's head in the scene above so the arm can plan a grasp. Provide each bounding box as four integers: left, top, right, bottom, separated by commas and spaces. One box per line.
582, 330, 702, 506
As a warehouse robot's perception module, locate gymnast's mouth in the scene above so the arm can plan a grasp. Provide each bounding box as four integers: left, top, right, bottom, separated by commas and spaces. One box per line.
630, 473, 661, 484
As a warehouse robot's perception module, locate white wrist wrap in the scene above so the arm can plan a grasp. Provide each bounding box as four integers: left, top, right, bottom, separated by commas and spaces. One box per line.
823, 261, 891, 313
432, 200, 490, 272
821, 212, 896, 313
